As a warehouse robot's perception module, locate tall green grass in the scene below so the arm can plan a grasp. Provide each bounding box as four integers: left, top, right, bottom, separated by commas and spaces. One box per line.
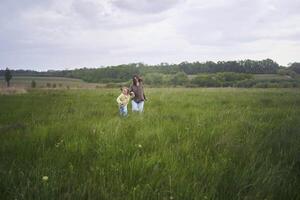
0, 88, 300, 199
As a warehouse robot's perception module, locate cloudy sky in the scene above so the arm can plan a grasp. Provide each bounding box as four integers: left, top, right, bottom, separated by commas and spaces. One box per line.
0, 0, 299, 70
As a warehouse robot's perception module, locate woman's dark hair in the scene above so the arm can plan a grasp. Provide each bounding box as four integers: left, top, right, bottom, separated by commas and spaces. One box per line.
132, 75, 143, 86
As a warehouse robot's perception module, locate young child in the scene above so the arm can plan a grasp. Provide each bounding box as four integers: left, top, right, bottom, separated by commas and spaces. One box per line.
116, 87, 131, 116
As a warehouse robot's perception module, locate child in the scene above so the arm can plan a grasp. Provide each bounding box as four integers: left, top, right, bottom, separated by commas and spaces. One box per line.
116, 87, 131, 116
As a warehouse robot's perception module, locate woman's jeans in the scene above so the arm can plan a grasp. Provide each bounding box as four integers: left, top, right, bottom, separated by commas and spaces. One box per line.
119, 105, 128, 116
132, 100, 144, 112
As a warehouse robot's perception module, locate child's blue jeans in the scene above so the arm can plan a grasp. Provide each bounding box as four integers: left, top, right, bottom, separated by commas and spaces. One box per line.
119, 105, 128, 116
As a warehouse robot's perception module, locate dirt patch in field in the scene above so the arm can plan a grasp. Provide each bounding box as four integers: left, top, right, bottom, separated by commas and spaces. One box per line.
0, 87, 27, 95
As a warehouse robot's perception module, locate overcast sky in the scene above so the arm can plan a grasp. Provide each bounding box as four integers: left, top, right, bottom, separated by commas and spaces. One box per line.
0, 0, 299, 70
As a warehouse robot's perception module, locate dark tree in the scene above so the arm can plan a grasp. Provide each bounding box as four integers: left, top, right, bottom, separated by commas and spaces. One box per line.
4, 68, 12, 87
289, 63, 300, 74
31, 80, 36, 88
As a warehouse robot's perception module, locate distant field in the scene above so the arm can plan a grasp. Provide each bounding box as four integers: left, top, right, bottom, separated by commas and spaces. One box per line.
1, 74, 299, 90
253, 74, 293, 80
0, 76, 104, 88
188, 73, 294, 80
0, 88, 300, 199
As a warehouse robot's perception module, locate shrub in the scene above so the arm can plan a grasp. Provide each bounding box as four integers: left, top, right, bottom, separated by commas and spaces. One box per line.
220, 82, 234, 87
46, 83, 51, 88
191, 72, 252, 87
289, 62, 300, 74
105, 83, 122, 88
266, 83, 280, 88
31, 80, 36, 88
52, 83, 56, 88
278, 69, 297, 78
145, 73, 164, 85
216, 72, 252, 82
238, 80, 256, 88
254, 82, 268, 88
170, 72, 189, 86
280, 82, 294, 88
191, 75, 221, 87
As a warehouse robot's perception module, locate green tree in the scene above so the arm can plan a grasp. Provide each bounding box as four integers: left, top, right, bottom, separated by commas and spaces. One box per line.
145, 73, 163, 85
4, 68, 12, 87
170, 72, 189, 86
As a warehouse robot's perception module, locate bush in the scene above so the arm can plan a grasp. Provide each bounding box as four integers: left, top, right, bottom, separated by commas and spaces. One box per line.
278, 69, 297, 78
289, 62, 300, 74
31, 80, 36, 88
216, 72, 252, 82
254, 82, 268, 88
185, 83, 198, 88
236, 80, 257, 88
46, 83, 51, 88
105, 83, 122, 88
220, 82, 234, 87
266, 83, 280, 88
191, 75, 221, 87
52, 83, 56, 88
170, 72, 189, 86
191, 72, 252, 88
280, 82, 294, 88
145, 73, 164, 85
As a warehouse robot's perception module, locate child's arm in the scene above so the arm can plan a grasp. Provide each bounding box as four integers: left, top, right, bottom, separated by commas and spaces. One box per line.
116, 94, 123, 105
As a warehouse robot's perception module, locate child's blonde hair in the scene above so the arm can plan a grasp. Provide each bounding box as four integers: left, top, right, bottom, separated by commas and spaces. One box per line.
120, 86, 129, 95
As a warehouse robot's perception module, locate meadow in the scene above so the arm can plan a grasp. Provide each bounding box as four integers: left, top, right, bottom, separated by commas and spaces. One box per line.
0, 88, 300, 200
0, 76, 104, 89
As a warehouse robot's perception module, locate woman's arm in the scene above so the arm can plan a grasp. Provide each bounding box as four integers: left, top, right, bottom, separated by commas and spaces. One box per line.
142, 85, 147, 100
130, 92, 135, 98
129, 85, 135, 98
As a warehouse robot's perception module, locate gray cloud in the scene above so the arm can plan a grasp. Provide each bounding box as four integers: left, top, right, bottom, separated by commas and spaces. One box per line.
174, 0, 300, 45
112, 0, 183, 14
0, 0, 299, 70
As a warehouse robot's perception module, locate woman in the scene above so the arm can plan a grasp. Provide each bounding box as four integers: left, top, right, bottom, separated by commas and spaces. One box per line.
129, 75, 146, 112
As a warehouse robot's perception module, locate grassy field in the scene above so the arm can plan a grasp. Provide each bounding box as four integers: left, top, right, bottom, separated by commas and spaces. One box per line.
0, 76, 104, 88
0, 88, 300, 199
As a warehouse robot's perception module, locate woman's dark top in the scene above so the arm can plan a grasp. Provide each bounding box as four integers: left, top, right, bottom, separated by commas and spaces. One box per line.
130, 84, 146, 103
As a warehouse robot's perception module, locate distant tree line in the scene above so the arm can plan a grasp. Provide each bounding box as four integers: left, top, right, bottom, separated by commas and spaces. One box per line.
1, 59, 299, 84
0, 69, 43, 77
63, 59, 281, 83
106, 71, 300, 88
